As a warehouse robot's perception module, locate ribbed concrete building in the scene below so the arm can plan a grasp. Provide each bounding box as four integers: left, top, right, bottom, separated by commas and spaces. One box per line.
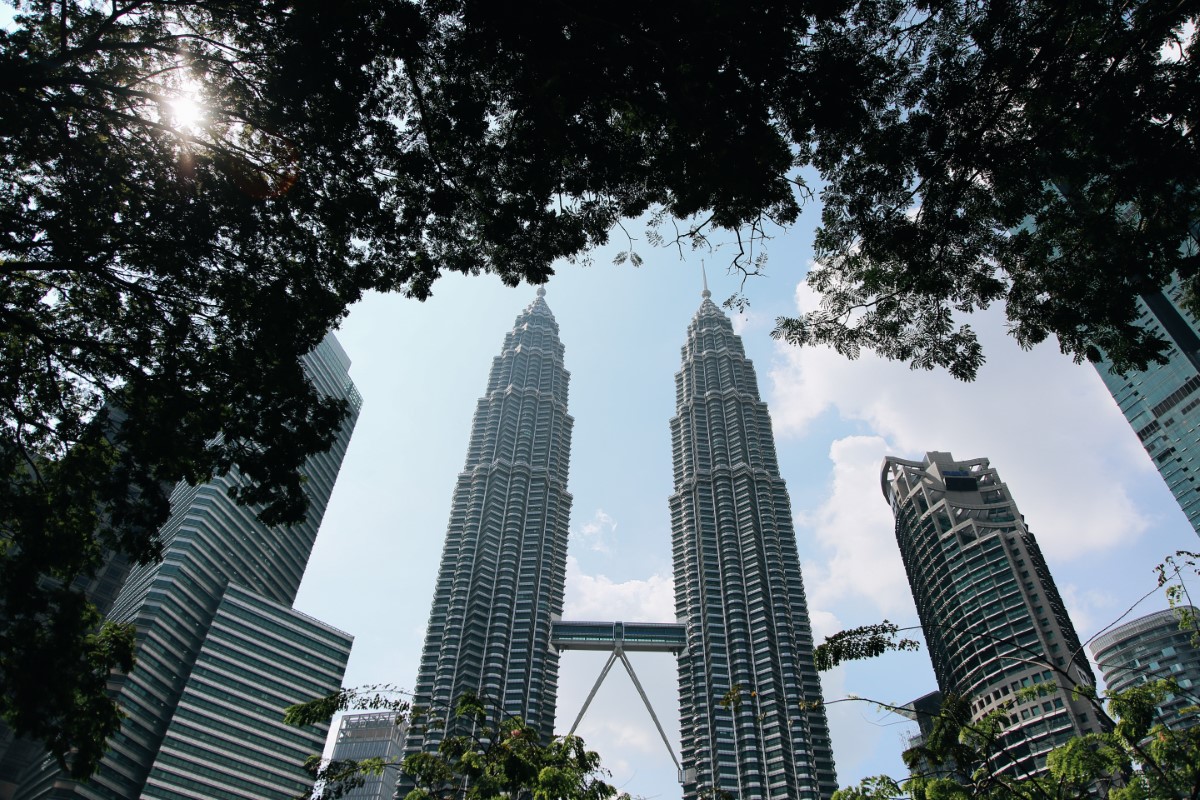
403, 288, 573, 762
1092, 606, 1200, 732
882, 452, 1104, 780
1094, 280, 1200, 538
14, 334, 360, 800
669, 286, 836, 800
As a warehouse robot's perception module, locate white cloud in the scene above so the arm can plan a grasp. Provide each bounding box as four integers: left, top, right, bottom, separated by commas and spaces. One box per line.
574, 508, 618, 554
769, 281, 1150, 563
731, 307, 762, 336
800, 436, 918, 624
1059, 583, 1124, 646
808, 607, 845, 647
563, 556, 675, 622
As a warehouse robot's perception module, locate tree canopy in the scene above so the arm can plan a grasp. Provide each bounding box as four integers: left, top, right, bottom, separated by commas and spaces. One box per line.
288, 690, 627, 800
2, 0, 1197, 775
831, 679, 1200, 800
774, 0, 1200, 380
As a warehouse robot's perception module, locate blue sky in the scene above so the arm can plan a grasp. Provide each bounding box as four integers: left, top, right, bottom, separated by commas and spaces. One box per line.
292, 220, 1200, 800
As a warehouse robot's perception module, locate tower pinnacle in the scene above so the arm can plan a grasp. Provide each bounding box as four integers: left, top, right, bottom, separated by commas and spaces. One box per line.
701, 261, 711, 299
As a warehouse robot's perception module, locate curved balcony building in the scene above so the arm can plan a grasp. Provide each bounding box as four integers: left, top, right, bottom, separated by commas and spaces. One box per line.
1092, 606, 1200, 732
881, 452, 1104, 780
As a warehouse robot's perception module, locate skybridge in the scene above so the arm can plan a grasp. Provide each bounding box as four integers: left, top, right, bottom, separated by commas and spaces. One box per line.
551, 619, 693, 785
550, 620, 687, 654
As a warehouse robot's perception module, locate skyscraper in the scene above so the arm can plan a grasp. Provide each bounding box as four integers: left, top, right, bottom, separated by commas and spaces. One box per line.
403, 288, 573, 760
326, 713, 408, 800
14, 334, 360, 800
1094, 281, 1200, 537
669, 286, 837, 800
882, 452, 1104, 780
1091, 606, 1200, 732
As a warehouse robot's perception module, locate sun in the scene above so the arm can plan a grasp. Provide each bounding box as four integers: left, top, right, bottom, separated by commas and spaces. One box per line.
170, 96, 204, 131
168, 83, 206, 131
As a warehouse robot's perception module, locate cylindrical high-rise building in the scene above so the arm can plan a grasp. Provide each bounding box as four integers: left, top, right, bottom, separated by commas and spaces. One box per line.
669, 287, 837, 800
404, 288, 573, 758
882, 452, 1104, 780
1092, 606, 1200, 732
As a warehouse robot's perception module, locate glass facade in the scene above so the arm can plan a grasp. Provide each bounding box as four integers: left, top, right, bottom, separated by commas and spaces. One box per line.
669, 289, 836, 800
326, 713, 407, 800
143, 585, 352, 799
402, 289, 573, 767
882, 452, 1103, 780
13, 334, 360, 800
1094, 282, 1200, 536
1091, 605, 1200, 732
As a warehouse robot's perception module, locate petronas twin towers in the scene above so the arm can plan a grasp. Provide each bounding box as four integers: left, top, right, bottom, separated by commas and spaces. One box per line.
405, 286, 837, 799
404, 288, 572, 751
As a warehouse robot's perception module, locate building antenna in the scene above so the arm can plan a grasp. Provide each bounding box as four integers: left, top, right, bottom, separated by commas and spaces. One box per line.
701, 260, 711, 299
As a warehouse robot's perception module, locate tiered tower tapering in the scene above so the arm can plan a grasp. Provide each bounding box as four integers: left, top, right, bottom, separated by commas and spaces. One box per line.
404, 288, 573, 758
669, 287, 837, 800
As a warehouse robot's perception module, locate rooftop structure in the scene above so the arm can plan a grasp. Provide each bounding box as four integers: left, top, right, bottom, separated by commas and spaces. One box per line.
326, 713, 408, 800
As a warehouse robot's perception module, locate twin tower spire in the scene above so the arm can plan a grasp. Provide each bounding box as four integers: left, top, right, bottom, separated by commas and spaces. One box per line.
403, 287, 838, 800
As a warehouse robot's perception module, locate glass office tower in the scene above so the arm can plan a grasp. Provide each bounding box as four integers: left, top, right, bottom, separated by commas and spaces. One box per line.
14, 334, 360, 800
1094, 281, 1200, 537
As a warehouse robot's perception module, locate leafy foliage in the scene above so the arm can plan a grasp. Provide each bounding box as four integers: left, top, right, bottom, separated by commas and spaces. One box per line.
3, 0, 1197, 775
283, 684, 412, 729
773, 0, 1200, 380
814, 620, 922, 671
1155, 551, 1200, 644
291, 691, 627, 800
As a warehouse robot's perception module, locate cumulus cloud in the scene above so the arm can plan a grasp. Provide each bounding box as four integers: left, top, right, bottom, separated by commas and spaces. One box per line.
574, 508, 619, 554
770, 281, 1150, 563
731, 307, 763, 336
563, 556, 675, 622
1059, 583, 1124, 643
799, 435, 918, 626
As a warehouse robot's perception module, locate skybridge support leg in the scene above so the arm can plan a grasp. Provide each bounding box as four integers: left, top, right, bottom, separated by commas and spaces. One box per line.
565, 648, 684, 783
568, 651, 619, 736
616, 650, 682, 776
